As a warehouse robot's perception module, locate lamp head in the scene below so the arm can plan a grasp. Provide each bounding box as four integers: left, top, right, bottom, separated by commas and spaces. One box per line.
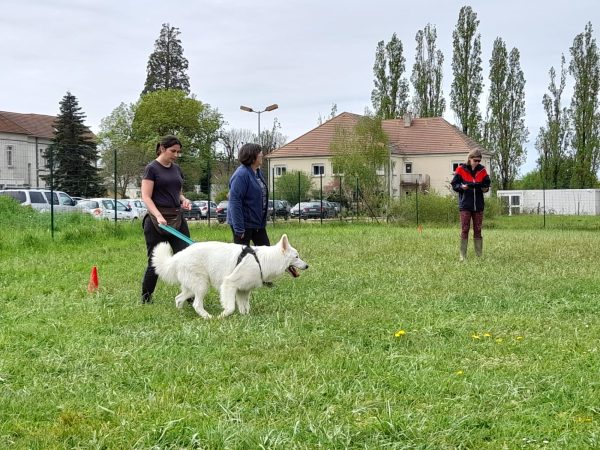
240, 105, 254, 113
265, 104, 278, 112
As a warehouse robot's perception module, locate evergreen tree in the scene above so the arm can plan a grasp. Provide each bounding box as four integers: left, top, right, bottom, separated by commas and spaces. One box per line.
535, 56, 573, 189
142, 23, 190, 95
371, 33, 409, 119
484, 39, 528, 190
411, 24, 446, 117
569, 22, 600, 188
43, 92, 105, 197
450, 6, 483, 140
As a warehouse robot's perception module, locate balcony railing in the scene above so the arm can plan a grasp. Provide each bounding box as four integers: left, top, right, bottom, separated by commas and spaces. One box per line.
399, 173, 430, 186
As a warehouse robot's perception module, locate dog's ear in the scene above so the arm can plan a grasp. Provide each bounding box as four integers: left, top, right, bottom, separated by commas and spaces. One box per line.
279, 234, 289, 252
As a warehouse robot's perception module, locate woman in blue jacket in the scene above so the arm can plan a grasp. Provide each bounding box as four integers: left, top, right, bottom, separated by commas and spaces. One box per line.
451, 149, 491, 261
227, 143, 270, 246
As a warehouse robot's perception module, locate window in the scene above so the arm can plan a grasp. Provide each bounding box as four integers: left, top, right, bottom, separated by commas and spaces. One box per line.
274, 165, 287, 176
312, 164, 324, 176
452, 162, 461, 172
39, 148, 47, 167
405, 162, 412, 174
30, 191, 47, 204
6, 146, 13, 167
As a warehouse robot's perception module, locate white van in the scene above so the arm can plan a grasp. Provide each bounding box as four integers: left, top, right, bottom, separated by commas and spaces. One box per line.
0, 189, 77, 213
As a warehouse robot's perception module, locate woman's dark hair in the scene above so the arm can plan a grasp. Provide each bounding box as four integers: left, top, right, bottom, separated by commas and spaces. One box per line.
238, 143, 263, 166
156, 135, 182, 156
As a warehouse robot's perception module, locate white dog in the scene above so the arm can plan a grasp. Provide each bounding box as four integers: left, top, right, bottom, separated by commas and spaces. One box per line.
152, 234, 308, 318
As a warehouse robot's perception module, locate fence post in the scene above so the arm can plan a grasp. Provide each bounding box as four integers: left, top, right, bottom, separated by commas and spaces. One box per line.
298, 171, 301, 223
415, 182, 419, 227
356, 176, 359, 220
320, 172, 323, 224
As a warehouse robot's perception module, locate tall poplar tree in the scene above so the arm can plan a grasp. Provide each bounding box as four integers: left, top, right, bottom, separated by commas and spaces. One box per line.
43, 92, 104, 197
450, 6, 483, 140
569, 22, 600, 188
371, 33, 409, 119
484, 38, 528, 189
411, 24, 445, 117
536, 56, 572, 188
142, 23, 190, 95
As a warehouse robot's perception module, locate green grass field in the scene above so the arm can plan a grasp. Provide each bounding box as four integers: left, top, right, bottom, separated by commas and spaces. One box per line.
1, 202, 600, 448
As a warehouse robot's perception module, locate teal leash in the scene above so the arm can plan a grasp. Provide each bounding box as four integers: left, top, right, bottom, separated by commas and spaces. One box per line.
158, 224, 195, 245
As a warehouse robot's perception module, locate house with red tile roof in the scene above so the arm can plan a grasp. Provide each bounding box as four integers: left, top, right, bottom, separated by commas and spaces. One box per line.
266, 112, 491, 197
0, 111, 59, 188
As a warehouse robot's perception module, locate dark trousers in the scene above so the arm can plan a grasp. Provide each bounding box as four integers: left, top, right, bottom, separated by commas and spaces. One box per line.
141, 216, 191, 301
231, 227, 270, 246
460, 210, 484, 240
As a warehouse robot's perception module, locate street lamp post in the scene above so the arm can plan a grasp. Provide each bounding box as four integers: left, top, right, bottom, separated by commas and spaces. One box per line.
240, 103, 278, 144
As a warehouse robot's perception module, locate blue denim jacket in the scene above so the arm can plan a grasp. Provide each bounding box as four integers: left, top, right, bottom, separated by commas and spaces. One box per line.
226, 165, 268, 235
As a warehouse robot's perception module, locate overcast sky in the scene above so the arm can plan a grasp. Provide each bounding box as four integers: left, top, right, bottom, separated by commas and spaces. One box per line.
2, 0, 597, 174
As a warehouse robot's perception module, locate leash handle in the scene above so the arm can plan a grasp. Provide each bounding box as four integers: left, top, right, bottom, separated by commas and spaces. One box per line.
158, 224, 195, 245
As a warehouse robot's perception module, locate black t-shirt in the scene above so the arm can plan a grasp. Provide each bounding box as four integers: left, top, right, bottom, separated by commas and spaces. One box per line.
143, 160, 184, 208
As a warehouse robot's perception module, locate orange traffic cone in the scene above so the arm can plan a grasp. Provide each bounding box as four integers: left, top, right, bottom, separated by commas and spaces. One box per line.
88, 265, 99, 292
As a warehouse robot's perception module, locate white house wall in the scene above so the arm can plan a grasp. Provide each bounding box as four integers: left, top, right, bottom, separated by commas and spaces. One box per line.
0, 132, 51, 188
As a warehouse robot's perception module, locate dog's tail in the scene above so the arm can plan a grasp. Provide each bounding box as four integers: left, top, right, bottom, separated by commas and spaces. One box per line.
151, 242, 178, 283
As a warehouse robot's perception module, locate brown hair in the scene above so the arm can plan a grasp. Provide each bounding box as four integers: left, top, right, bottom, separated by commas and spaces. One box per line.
155, 135, 182, 156
238, 143, 263, 166
466, 149, 483, 164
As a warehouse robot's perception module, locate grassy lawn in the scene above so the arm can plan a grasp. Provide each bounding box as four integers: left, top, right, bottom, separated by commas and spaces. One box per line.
1, 203, 600, 448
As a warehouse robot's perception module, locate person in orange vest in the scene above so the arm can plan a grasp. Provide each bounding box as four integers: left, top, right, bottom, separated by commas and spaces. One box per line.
451, 149, 491, 261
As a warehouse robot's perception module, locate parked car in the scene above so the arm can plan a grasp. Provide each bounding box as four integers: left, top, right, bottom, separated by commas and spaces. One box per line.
123, 198, 147, 219
328, 201, 341, 215
290, 201, 330, 219
216, 200, 228, 223
0, 188, 77, 213
267, 199, 291, 220
75, 198, 137, 221
184, 200, 218, 220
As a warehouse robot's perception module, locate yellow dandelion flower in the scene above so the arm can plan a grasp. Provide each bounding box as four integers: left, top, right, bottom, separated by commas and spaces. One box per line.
483, 333, 492, 337
471, 334, 481, 339
496, 338, 503, 343
456, 370, 464, 375
576, 416, 593, 423
516, 336, 524, 340
395, 330, 406, 337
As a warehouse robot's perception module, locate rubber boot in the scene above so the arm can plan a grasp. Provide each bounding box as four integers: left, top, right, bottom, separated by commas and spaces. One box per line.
474, 238, 483, 257
459, 239, 468, 262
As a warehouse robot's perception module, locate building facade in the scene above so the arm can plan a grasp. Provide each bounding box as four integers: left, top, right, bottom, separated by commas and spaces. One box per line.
0, 111, 57, 189
266, 112, 491, 198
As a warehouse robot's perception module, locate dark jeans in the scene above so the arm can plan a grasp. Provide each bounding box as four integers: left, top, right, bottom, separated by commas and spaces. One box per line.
231, 227, 270, 246
460, 210, 484, 240
141, 216, 191, 301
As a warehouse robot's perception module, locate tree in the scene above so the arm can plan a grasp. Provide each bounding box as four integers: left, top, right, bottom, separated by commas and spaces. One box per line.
411, 24, 446, 117
569, 22, 600, 188
274, 171, 312, 204
132, 89, 223, 193
330, 115, 389, 204
43, 92, 104, 197
317, 103, 339, 125
535, 56, 573, 189
259, 118, 287, 155
484, 38, 528, 190
371, 33, 409, 119
142, 23, 190, 95
450, 6, 483, 140
219, 128, 255, 174
97, 102, 148, 197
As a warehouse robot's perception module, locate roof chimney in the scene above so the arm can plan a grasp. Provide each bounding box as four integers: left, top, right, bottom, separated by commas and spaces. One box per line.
403, 112, 412, 128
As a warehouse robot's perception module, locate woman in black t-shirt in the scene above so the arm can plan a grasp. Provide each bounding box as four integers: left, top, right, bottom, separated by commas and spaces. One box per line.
140, 135, 192, 304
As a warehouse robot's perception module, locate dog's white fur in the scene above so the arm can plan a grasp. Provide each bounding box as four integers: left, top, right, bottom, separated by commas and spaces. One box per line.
152, 234, 308, 318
